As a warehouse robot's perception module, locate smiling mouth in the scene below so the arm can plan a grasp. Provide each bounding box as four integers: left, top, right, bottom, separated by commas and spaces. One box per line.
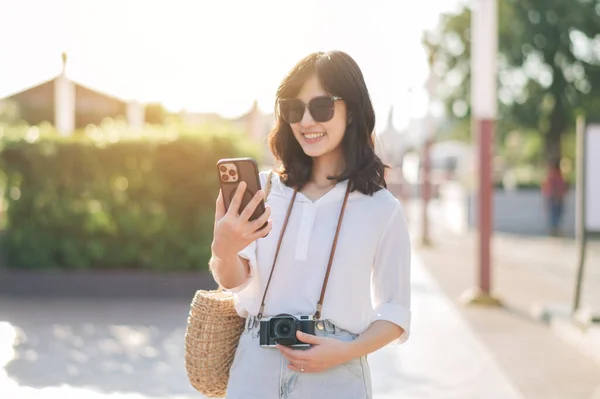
302, 132, 326, 140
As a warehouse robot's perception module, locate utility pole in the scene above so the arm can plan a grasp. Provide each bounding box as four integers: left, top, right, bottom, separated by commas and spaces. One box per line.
461, 0, 502, 306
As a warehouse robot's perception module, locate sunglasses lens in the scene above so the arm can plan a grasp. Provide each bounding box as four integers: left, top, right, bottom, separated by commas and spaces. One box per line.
309, 97, 335, 122
280, 99, 304, 124
280, 97, 337, 123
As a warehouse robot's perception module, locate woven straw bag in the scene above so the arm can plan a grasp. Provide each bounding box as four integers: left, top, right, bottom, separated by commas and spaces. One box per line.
184, 171, 273, 398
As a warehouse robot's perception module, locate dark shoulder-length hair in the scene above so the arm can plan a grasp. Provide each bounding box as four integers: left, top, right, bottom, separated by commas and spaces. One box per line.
268, 50, 387, 196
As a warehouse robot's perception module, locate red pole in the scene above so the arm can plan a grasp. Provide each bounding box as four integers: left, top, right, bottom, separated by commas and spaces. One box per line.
478, 119, 494, 294
462, 0, 501, 306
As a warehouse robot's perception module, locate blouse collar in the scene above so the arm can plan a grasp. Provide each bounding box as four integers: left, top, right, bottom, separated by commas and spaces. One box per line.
269, 173, 351, 205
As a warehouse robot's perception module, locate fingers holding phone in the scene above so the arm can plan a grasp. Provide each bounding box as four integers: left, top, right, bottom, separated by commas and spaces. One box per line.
226, 181, 270, 227
239, 186, 266, 221
226, 181, 248, 218
248, 205, 272, 239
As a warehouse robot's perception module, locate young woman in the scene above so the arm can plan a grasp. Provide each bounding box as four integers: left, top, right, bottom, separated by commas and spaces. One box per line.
210, 50, 411, 398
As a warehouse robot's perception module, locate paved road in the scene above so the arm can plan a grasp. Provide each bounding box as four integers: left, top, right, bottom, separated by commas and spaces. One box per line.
0, 257, 522, 399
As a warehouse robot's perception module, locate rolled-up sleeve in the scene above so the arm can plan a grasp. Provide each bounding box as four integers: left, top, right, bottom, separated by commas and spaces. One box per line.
371, 201, 412, 344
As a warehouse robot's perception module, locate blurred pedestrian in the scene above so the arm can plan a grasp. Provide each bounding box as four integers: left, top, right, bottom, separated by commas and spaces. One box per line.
541, 159, 568, 236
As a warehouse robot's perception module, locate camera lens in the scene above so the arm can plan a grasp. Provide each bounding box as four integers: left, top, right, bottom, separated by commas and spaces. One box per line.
229, 169, 236, 176
273, 318, 295, 339
219, 165, 227, 172
222, 174, 229, 181
277, 323, 291, 336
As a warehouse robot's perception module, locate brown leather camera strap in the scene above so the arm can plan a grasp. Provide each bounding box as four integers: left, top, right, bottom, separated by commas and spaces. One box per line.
256, 187, 297, 320
256, 179, 351, 320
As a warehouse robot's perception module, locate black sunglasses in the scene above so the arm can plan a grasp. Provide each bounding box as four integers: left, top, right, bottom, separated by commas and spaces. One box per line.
278, 96, 343, 124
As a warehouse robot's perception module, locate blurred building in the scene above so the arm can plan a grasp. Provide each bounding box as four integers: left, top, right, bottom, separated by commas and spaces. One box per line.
180, 100, 276, 166
0, 53, 145, 134
0, 52, 291, 167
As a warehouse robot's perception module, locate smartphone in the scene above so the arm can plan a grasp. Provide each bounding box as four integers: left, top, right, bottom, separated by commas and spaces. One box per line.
217, 158, 267, 226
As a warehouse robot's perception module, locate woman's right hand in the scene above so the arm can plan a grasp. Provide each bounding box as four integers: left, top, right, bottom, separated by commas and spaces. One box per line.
211, 181, 272, 261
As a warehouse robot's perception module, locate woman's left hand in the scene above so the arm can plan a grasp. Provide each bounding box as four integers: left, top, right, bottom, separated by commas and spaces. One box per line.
276, 331, 354, 373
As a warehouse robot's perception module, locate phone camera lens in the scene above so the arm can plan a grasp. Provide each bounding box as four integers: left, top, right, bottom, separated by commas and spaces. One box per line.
229, 170, 236, 176
222, 174, 229, 181
219, 165, 227, 172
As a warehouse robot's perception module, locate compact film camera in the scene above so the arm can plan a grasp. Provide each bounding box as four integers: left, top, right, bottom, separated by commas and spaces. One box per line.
259, 313, 316, 348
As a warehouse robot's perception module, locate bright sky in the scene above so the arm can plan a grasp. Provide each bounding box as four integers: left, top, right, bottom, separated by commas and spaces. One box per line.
0, 0, 460, 132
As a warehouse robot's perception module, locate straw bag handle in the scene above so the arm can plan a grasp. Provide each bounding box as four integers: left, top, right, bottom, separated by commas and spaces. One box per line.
257, 180, 351, 320
264, 169, 274, 199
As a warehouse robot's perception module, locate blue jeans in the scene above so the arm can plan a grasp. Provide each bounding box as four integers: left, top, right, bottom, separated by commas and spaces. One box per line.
226, 317, 372, 399
547, 198, 564, 230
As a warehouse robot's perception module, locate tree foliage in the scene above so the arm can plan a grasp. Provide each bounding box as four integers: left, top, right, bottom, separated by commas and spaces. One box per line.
424, 0, 600, 161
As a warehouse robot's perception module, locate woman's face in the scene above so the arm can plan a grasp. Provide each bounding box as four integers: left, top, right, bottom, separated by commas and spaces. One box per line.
287, 75, 348, 159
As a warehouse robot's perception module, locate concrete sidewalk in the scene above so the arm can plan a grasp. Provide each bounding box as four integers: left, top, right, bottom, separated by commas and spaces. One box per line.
410, 200, 600, 399
370, 255, 521, 399
0, 255, 522, 399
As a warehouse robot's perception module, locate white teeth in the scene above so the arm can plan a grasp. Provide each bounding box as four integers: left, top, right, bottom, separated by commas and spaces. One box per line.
303, 132, 325, 139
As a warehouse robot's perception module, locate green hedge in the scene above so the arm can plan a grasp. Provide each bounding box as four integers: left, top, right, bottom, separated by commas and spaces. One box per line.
0, 125, 260, 271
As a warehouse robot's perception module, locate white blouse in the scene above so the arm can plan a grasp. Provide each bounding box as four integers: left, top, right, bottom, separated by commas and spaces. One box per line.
229, 171, 411, 344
